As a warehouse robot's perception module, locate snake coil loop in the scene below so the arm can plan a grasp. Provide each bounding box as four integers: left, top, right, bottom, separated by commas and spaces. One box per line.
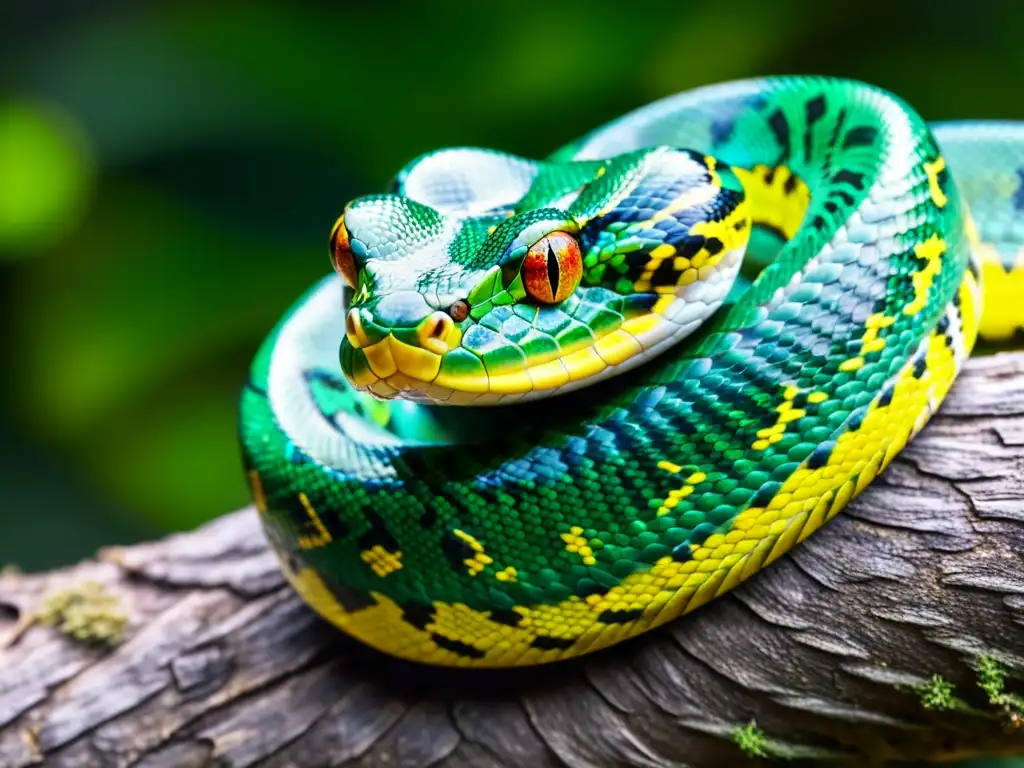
240, 77, 1024, 667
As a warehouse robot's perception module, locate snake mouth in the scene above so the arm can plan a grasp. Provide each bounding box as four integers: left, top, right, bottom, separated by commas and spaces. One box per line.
341, 293, 702, 405
343, 333, 445, 401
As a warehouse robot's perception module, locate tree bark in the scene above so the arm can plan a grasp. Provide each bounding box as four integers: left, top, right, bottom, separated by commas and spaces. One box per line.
2, 353, 1024, 768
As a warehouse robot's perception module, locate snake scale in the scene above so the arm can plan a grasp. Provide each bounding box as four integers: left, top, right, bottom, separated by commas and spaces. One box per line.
239, 76, 1024, 668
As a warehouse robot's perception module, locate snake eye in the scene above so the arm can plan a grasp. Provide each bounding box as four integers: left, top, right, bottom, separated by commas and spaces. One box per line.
329, 214, 358, 289
522, 231, 582, 304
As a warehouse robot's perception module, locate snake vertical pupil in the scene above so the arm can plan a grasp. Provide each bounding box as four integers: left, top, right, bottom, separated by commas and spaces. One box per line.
523, 231, 582, 304
546, 242, 561, 299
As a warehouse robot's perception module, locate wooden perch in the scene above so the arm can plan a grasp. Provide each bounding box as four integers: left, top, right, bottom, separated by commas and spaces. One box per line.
2, 353, 1024, 768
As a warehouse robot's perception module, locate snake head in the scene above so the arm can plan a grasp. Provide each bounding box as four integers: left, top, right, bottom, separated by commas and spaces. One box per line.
332, 146, 751, 405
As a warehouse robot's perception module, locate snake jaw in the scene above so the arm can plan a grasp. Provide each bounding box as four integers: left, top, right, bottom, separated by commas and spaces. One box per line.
343, 334, 444, 401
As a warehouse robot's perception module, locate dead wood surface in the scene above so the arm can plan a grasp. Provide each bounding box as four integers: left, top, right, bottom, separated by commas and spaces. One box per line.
2, 353, 1024, 768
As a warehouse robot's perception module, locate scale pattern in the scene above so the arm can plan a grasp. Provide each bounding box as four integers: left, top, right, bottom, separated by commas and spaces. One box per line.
239, 77, 1024, 667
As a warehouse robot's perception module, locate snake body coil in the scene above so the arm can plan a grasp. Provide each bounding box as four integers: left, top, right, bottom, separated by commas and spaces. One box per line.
239, 77, 1024, 667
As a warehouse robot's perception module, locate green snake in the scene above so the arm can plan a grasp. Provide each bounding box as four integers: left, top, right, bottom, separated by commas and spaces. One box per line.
239, 76, 1024, 667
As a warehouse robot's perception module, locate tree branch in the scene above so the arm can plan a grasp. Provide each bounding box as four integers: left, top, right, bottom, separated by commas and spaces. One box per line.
2, 353, 1024, 767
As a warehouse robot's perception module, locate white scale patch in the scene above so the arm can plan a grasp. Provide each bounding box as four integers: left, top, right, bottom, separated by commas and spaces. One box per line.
268, 276, 402, 479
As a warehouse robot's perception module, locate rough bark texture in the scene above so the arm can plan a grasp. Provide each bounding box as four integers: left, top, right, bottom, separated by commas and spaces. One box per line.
2, 353, 1024, 768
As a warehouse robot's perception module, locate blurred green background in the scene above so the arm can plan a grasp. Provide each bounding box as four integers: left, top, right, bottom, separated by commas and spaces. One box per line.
1, 2, 1023, 762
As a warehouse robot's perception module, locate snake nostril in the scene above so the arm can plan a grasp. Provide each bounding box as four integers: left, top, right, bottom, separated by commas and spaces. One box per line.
429, 318, 448, 340
418, 312, 454, 354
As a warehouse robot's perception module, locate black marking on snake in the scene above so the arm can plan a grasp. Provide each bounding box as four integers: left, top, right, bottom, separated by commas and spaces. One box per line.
431, 633, 486, 659
832, 169, 865, 190
357, 511, 398, 554
284, 553, 305, 577
830, 189, 855, 207
702, 157, 719, 185
650, 259, 678, 288
670, 543, 693, 562
546, 242, 560, 298
937, 315, 951, 334
704, 237, 724, 256
401, 602, 436, 631
756, 222, 790, 242
751, 481, 782, 508
626, 251, 650, 269
843, 126, 878, 148
824, 107, 848, 170
690, 522, 718, 550
286, 495, 350, 540
622, 293, 659, 313
807, 441, 836, 470
713, 186, 745, 217
930, 155, 949, 203
783, 172, 799, 196
710, 117, 735, 146
847, 407, 867, 432
824, 201, 838, 214
1014, 168, 1024, 212
489, 609, 524, 628
995, 257, 1019, 274
879, 385, 895, 408
803, 95, 827, 163
678, 234, 706, 258
768, 108, 791, 160
574, 579, 609, 598
324, 576, 378, 612
812, 215, 826, 231
913, 355, 928, 379
442, 529, 478, 571
734, 218, 748, 231
763, 167, 777, 185
597, 608, 644, 624
532, 635, 577, 651
419, 506, 438, 530
303, 369, 368, 437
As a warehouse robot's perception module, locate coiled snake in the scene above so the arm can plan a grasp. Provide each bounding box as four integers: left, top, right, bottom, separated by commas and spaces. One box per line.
239, 77, 1024, 667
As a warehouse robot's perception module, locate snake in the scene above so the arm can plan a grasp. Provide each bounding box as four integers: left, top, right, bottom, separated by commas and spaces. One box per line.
239, 76, 1024, 668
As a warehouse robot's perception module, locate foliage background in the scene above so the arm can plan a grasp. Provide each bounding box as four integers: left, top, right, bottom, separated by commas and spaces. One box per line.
2, 2, 1022, 764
